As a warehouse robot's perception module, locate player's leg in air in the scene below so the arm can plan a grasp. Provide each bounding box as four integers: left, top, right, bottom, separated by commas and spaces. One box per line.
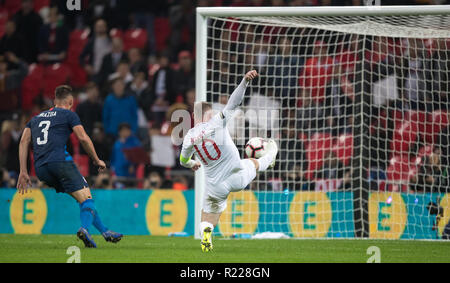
199, 139, 278, 252
71, 186, 123, 248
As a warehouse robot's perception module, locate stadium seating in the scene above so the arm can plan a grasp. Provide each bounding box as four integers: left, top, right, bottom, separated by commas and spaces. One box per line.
154, 17, 171, 53
390, 116, 418, 155
33, 0, 50, 13
332, 133, 353, 166
65, 28, 90, 88
110, 28, 123, 39
73, 154, 89, 177
407, 110, 428, 139
408, 110, 449, 144
386, 155, 417, 192
136, 164, 145, 189
21, 63, 45, 111
42, 63, 71, 99
304, 132, 333, 180
123, 28, 148, 51
3, 0, 20, 16
428, 110, 449, 143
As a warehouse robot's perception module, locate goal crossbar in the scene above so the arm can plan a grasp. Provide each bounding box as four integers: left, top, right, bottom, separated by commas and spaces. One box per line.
197, 5, 450, 17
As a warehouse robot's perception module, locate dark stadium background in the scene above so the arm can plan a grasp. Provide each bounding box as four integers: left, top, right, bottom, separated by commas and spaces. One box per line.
1, 0, 450, 191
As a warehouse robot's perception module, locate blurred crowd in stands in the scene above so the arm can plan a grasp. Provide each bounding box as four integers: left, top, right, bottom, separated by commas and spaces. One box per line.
1, 0, 450, 192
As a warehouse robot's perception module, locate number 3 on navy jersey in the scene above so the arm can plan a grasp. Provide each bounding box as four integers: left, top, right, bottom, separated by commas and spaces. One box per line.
37, 120, 51, 145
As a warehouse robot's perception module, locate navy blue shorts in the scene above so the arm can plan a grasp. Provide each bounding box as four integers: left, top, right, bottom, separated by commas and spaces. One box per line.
35, 161, 89, 194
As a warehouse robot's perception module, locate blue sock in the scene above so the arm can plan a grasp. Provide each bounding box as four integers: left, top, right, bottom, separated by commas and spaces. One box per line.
79, 199, 95, 231
79, 199, 108, 234
92, 207, 108, 234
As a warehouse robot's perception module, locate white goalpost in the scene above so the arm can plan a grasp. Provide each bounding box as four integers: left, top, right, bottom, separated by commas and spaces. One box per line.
195, 5, 450, 240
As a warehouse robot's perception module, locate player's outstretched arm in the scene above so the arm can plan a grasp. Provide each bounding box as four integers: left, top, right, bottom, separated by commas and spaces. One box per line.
222, 70, 258, 116
17, 127, 32, 194
73, 125, 106, 171
179, 135, 201, 171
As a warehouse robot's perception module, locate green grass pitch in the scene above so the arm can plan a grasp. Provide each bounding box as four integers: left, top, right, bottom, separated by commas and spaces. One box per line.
0, 234, 449, 263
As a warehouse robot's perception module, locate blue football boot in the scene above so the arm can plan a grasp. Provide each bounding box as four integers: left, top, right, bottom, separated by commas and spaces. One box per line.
102, 230, 123, 243
77, 228, 97, 248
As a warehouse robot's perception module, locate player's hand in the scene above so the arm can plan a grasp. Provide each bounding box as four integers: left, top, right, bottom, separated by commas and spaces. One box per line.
17, 172, 32, 195
244, 70, 258, 82
94, 160, 107, 172
191, 161, 201, 171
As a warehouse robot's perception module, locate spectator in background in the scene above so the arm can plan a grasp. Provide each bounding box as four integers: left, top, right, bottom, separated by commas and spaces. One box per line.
363, 36, 399, 110
173, 50, 195, 98
93, 169, 114, 189
401, 38, 433, 111
96, 37, 128, 89
168, 0, 195, 60
278, 119, 306, 174
323, 64, 354, 136
151, 51, 176, 124
37, 6, 69, 64
0, 113, 23, 175
429, 38, 450, 111
278, 119, 311, 191
143, 171, 172, 189
284, 163, 312, 191
84, 0, 115, 28
143, 171, 163, 189
411, 148, 449, 193
411, 155, 438, 193
76, 82, 103, 136
79, 18, 112, 80
298, 39, 334, 107
125, 71, 150, 141
265, 36, 303, 107
128, 48, 147, 75
172, 175, 189, 190
1, 167, 16, 188
129, 0, 169, 57
108, 61, 134, 86
0, 20, 26, 61
90, 123, 111, 176
103, 77, 138, 137
110, 123, 141, 181
296, 88, 326, 137
12, 0, 43, 63
315, 151, 352, 190
127, 71, 152, 123
0, 52, 29, 114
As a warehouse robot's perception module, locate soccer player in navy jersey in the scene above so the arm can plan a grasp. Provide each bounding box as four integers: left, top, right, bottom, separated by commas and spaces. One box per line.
17, 85, 122, 248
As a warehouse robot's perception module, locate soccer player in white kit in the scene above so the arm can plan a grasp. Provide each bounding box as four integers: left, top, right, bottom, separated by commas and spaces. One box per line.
179, 70, 278, 252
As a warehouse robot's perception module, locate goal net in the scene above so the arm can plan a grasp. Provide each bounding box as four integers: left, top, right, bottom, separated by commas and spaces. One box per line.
195, 6, 450, 240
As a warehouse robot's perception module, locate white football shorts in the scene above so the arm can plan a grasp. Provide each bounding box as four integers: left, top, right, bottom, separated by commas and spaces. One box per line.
202, 159, 257, 214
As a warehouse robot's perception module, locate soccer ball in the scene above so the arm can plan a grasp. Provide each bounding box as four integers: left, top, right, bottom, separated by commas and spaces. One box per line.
245, 137, 267, 158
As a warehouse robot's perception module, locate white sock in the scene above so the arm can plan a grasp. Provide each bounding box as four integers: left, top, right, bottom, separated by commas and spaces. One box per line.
257, 153, 274, 172
199, 221, 214, 238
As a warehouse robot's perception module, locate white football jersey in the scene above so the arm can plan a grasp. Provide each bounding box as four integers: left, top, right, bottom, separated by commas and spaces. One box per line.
181, 112, 243, 185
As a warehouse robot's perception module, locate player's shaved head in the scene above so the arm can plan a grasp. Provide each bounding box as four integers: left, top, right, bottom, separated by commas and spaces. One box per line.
194, 102, 213, 124
55, 85, 73, 100
54, 85, 74, 109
